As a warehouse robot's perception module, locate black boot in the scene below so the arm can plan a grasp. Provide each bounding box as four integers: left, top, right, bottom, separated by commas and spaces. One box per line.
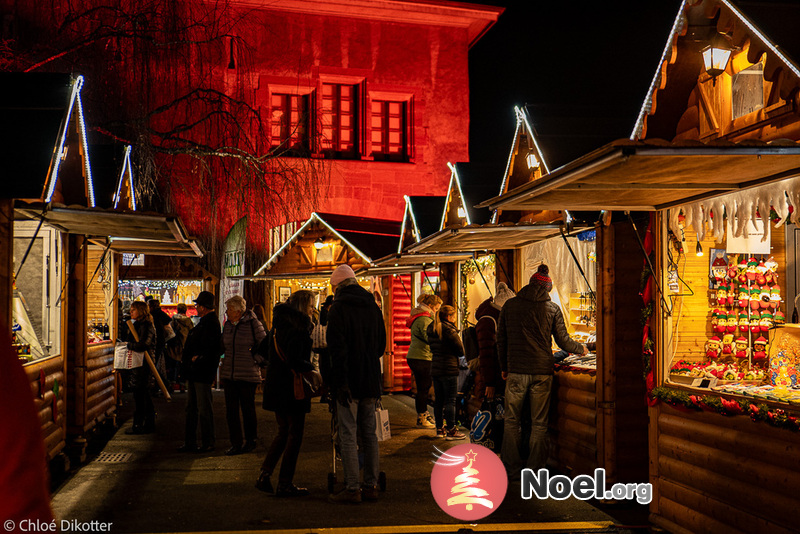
255, 470, 274, 493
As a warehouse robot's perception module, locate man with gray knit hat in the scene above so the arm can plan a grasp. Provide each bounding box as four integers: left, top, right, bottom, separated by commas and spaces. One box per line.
497, 264, 587, 476
326, 264, 386, 503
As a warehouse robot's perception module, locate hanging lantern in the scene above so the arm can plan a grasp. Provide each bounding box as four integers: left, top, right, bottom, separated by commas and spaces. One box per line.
701, 32, 733, 80
526, 151, 540, 170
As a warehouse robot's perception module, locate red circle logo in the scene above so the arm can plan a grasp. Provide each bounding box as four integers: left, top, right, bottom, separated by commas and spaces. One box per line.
430, 443, 508, 521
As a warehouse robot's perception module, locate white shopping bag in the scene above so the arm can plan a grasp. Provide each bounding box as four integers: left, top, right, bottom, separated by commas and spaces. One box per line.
375, 399, 391, 441
113, 343, 145, 370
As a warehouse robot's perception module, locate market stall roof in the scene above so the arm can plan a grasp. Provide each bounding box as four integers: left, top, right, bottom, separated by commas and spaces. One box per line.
444, 162, 503, 228
405, 196, 446, 239
406, 222, 573, 254
361, 251, 474, 276
15, 203, 202, 257
0, 73, 96, 206
253, 212, 402, 277
477, 138, 800, 212
632, 0, 800, 141
91, 144, 137, 210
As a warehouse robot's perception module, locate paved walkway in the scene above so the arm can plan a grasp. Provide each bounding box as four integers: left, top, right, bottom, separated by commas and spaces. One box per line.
50, 389, 651, 533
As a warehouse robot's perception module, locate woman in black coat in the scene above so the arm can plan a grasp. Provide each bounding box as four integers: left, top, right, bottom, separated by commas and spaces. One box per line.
257, 290, 315, 497
428, 305, 466, 441
126, 300, 157, 434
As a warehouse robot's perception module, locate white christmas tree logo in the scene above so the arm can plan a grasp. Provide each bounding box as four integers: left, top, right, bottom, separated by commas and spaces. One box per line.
430, 443, 507, 521
447, 449, 494, 511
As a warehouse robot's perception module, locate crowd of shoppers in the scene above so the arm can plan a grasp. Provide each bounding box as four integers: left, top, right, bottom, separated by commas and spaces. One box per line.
114, 260, 588, 501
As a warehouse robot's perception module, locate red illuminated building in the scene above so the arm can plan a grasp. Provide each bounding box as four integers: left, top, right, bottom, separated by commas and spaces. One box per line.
2, 0, 503, 259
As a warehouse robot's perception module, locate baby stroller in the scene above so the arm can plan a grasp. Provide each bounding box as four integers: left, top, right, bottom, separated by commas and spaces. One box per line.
326, 398, 387, 493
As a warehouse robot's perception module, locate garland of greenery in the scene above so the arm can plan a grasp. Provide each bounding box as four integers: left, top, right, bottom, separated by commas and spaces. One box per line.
650, 386, 800, 431
459, 256, 496, 328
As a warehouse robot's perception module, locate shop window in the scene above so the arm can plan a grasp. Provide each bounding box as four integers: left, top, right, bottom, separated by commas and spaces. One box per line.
321, 83, 358, 158
371, 99, 410, 161
731, 63, 764, 120
271, 93, 310, 153
13, 221, 62, 362
664, 215, 796, 408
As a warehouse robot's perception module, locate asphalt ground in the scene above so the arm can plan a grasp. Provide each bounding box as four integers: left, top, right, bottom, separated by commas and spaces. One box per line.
49, 388, 653, 534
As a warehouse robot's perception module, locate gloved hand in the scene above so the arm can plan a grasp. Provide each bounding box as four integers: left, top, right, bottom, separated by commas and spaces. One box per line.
337, 386, 352, 407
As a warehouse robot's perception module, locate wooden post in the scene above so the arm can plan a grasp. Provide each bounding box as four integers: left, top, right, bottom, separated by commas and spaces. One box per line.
0, 199, 13, 338
66, 234, 88, 437
126, 319, 171, 400
598, 222, 617, 484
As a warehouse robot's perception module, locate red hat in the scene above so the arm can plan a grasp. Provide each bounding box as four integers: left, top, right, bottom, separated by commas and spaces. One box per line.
530, 264, 553, 292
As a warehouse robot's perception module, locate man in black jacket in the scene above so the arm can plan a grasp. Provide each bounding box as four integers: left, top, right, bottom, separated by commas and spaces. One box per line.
179, 291, 223, 453
326, 264, 386, 503
497, 264, 587, 475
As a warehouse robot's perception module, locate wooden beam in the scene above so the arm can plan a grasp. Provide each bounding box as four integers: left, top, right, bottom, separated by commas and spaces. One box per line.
0, 199, 12, 338
558, 183, 739, 191
697, 83, 720, 132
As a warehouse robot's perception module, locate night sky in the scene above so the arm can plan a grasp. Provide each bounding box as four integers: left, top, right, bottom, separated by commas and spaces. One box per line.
468, 1, 681, 171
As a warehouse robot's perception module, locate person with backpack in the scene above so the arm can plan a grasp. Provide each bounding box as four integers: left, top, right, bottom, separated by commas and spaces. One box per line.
474, 282, 516, 401
428, 305, 466, 440
221, 295, 267, 456
405, 293, 442, 428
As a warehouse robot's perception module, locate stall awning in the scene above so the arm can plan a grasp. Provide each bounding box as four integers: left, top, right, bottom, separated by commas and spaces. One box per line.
477, 139, 800, 212
15, 204, 202, 257
406, 222, 570, 254
360, 252, 474, 276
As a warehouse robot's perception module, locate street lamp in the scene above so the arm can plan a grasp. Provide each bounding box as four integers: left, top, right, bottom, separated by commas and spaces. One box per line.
702, 32, 733, 82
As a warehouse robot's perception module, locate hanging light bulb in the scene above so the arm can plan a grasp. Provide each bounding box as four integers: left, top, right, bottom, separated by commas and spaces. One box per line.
696, 242, 704, 257
314, 237, 325, 250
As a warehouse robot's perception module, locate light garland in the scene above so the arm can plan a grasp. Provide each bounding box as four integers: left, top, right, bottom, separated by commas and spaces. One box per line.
45, 77, 82, 202
75, 79, 96, 208
631, 1, 687, 140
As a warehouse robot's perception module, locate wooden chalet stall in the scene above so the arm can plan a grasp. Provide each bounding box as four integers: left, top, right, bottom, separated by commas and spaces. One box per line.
474, 105, 649, 485
16, 180, 202, 462
250, 212, 413, 391
1, 73, 95, 465
479, 2, 800, 529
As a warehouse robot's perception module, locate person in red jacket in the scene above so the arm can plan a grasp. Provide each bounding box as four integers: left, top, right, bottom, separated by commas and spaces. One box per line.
0, 333, 54, 524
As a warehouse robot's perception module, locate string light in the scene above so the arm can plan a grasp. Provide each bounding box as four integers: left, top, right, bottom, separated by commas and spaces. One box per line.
45, 77, 81, 203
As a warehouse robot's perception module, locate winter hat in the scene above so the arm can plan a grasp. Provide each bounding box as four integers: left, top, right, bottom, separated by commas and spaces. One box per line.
494, 282, 516, 308
330, 264, 356, 287
530, 264, 553, 292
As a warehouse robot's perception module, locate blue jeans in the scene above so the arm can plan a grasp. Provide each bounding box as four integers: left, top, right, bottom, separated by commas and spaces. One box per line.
186, 381, 215, 448
337, 397, 380, 491
502, 373, 552, 474
432, 375, 458, 429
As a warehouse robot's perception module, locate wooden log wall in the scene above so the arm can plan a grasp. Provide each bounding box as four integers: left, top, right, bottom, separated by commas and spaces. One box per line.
650, 403, 800, 534
70, 340, 116, 434
670, 226, 787, 363
549, 370, 598, 476
24, 356, 66, 459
